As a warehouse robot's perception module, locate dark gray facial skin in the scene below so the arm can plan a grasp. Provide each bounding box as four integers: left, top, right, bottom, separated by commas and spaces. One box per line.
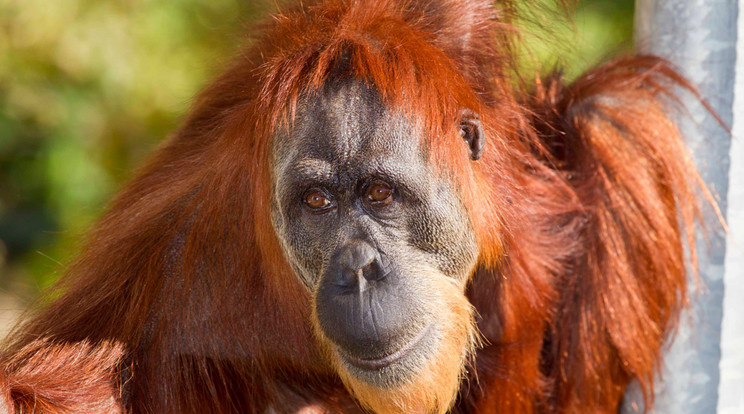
270, 78, 478, 387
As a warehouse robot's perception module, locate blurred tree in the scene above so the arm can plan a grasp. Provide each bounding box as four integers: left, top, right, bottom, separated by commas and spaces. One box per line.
0, 0, 634, 300
0, 0, 266, 295
519, 0, 635, 79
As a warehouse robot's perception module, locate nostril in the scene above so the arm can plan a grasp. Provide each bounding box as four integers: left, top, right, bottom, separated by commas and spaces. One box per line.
361, 261, 385, 282
337, 267, 360, 287
345, 255, 374, 274
334, 240, 385, 286
336, 260, 383, 288
339, 241, 376, 271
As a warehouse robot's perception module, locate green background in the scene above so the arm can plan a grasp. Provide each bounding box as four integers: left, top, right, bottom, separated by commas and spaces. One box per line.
0, 0, 634, 304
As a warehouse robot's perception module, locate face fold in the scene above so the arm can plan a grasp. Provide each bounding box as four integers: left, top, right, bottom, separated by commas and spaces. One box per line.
270, 79, 479, 413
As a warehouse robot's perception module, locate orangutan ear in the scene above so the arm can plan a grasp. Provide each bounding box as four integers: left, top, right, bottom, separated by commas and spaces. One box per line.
459, 108, 485, 161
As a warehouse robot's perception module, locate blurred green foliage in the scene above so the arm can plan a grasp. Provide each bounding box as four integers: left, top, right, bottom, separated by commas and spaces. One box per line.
0, 0, 633, 297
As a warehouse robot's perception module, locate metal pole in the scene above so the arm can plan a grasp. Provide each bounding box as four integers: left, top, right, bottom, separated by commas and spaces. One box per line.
630, 0, 742, 412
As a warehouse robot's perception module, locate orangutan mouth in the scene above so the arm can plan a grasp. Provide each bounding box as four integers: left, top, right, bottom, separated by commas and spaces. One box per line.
340, 324, 435, 371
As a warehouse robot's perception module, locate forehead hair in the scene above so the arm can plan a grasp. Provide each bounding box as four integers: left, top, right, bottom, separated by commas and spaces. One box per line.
255, 0, 488, 175
224, 0, 514, 276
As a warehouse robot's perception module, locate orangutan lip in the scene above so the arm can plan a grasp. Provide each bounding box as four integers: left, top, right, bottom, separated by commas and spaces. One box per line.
340, 324, 433, 371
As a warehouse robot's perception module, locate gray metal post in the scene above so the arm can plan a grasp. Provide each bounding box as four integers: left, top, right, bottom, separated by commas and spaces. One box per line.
629, 0, 743, 413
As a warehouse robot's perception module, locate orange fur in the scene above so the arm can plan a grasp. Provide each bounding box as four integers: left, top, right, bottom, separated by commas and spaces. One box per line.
0, 340, 125, 413
0, 1, 713, 413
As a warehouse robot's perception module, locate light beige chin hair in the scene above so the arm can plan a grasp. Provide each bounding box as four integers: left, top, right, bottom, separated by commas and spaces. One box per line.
311, 269, 479, 414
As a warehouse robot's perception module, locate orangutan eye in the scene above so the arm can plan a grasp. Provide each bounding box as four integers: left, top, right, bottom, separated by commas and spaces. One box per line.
303, 189, 334, 212
366, 181, 394, 206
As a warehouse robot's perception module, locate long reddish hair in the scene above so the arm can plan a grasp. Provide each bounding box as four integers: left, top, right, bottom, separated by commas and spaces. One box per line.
1, 1, 713, 413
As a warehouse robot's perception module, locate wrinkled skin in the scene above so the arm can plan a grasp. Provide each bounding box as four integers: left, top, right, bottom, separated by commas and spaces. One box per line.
270, 79, 480, 387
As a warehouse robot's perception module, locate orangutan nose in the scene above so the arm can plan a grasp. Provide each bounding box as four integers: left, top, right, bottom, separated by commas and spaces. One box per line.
335, 240, 385, 287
